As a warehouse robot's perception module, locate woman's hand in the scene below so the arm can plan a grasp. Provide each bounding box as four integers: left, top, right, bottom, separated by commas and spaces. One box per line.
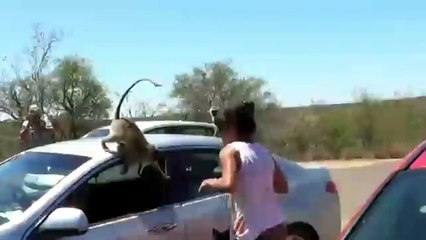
198, 178, 217, 192
199, 146, 241, 193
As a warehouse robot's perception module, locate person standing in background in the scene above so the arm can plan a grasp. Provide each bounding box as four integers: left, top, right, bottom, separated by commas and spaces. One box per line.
19, 105, 55, 150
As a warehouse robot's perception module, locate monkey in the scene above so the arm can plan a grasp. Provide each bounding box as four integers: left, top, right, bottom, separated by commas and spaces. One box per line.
48, 110, 72, 141
101, 79, 168, 177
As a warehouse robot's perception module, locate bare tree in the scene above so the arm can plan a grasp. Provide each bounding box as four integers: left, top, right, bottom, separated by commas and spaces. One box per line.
0, 24, 62, 119
27, 24, 62, 115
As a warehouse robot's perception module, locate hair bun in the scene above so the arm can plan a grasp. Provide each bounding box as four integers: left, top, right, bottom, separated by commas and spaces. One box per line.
243, 101, 255, 114
234, 101, 255, 119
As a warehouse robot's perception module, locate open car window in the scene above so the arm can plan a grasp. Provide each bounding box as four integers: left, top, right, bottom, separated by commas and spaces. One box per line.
347, 169, 426, 240
60, 157, 169, 224
88, 163, 142, 184
57, 147, 221, 226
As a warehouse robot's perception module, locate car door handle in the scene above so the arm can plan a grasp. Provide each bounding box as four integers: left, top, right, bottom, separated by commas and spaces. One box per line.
147, 223, 177, 233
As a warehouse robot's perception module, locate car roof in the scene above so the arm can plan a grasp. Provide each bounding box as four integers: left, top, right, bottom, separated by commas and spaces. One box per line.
27, 134, 223, 158
93, 120, 216, 132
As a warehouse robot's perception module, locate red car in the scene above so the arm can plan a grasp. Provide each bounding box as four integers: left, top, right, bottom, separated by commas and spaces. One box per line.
338, 140, 426, 240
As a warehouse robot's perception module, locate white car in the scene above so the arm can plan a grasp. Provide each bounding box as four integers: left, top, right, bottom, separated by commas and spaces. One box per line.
81, 120, 218, 138
0, 134, 341, 240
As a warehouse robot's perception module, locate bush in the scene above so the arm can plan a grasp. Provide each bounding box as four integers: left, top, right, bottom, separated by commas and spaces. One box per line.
0, 122, 21, 161
311, 147, 333, 160
319, 110, 356, 159
385, 143, 409, 159
2, 95, 426, 162
342, 144, 365, 160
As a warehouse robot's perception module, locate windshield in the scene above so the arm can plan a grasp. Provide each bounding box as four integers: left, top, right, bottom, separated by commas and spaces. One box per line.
0, 152, 89, 226
83, 129, 110, 138
347, 169, 426, 240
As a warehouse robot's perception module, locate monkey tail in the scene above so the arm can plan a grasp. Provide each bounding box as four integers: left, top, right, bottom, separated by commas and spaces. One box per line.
115, 79, 144, 119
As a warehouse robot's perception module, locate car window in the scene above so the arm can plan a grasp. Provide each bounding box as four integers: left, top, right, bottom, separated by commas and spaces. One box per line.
59, 158, 169, 224
178, 127, 215, 136
162, 148, 221, 204
0, 152, 89, 226
144, 128, 167, 134
146, 126, 215, 136
347, 169, 426, 240
88, 163, 142, 184
83, 129, 110, 138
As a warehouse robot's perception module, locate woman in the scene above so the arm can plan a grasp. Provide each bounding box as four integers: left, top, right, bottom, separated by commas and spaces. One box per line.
199, 101, 289, 240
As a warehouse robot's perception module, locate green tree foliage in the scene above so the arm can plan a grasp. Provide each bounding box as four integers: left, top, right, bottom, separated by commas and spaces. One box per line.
52, 56, 111, 121
286, 111, 320, 160
0, 26, 112, 139
319, 110, 356, 159
50, 55, 111, 137
171, 61, 277, 121
353, 92, 381, 150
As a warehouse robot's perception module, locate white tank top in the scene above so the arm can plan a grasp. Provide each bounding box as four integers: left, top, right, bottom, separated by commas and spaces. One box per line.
228, 141, 285, 240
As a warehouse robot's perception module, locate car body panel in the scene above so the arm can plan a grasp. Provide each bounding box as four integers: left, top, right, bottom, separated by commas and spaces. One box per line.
0, 134, 340, 240
180, 194, 231, 240
276, 156, 341, 240
338, 140, 426, 239
57, 205, 186, 240
408, 145, 426, 169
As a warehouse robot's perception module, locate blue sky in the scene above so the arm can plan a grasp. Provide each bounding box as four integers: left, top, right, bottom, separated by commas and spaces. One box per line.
1, 0, 426, 115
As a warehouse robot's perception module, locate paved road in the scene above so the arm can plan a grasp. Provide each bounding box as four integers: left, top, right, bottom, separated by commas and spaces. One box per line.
329, 160, 401, 227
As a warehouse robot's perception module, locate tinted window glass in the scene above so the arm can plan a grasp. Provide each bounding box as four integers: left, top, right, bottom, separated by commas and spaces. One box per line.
163, 149, 221, 203
147, 126, 215, 136
179, 127, 214, 136
0, 152, 89, 226
144, 128, 167, 134
348, 170, 426, 240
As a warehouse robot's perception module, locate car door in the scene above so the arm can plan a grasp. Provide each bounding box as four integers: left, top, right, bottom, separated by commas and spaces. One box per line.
163, 148, 231, 240
61, 205, 185, 240
28, 159, 185, 240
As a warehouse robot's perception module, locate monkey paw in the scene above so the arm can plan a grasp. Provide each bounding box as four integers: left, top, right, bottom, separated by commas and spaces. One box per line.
101, 144, 113, 153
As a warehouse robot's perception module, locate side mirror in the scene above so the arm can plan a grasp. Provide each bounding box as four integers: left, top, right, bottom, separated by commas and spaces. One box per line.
37, 207, 89, 238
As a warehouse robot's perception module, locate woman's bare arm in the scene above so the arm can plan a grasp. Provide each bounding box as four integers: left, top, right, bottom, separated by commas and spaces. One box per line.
199, 146, 241, 193
273, 158, 288, 193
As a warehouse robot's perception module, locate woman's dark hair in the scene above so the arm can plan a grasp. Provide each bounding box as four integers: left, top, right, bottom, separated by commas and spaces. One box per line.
223, 101, 257, 137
